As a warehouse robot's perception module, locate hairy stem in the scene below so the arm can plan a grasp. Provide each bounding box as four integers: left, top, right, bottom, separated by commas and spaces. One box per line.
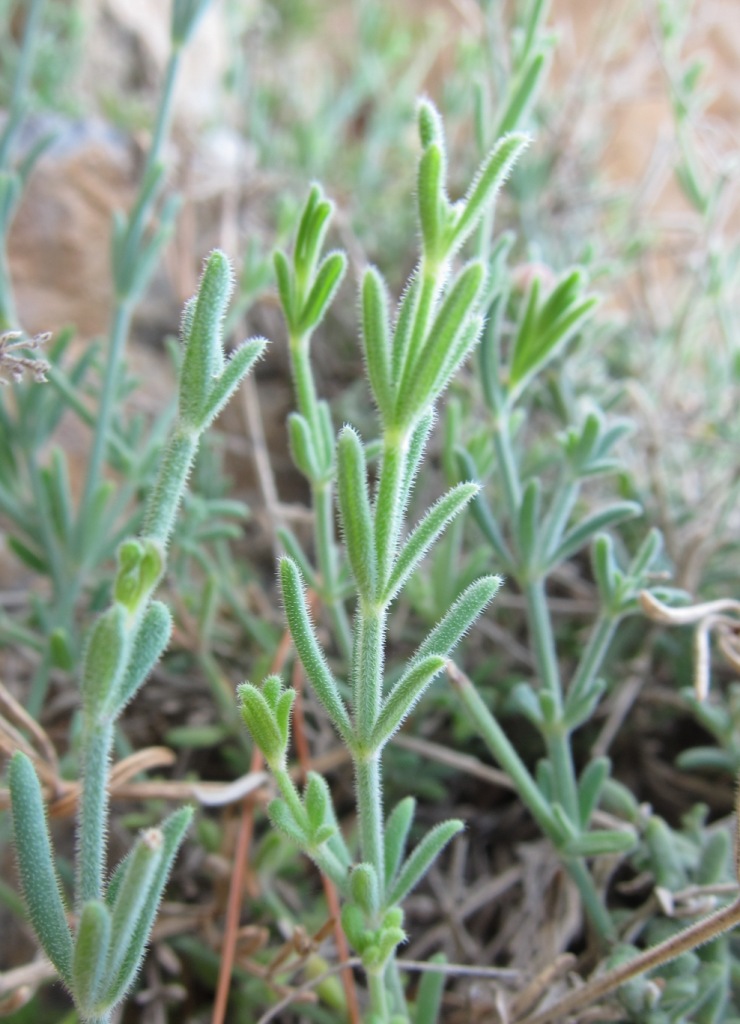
76, 719, 114, 908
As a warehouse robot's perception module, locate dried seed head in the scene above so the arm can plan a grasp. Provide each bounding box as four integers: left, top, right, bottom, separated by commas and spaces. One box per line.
0, 330, 51, 384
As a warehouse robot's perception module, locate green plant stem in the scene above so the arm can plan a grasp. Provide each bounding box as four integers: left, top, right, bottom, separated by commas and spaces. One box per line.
77, 301, 132, 553
77, 46, 181, 542
0, 0, 47, 167
76, 719, 114, 907
353, 604, 386, 886
315, 479, 352, 661
523, 578, 579, 820
450, 662, 616, 942
374, 432, 408, 587
568, 612, 617, 705
565, 855, 616, 941
492, 411, 579, 821
449, 663, 557, 836
368, 967, 390, 1022
289, 331, 320, 430
289, 331, 351, 661
490, 409, 521, 512
272, 767, 348, 891
356, 755, 385, 886
143, 428, 198, 543
401, 258, 441, 382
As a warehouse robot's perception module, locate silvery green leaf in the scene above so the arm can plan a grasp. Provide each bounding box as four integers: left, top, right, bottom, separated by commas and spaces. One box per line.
238, 683, 284, 765
103, 807, 192, 1009
105, 829, 163, 986
299, 251, 347, 333
73, 900, 111, 1014
178, 250, 233, 429
385, 483, 479, 604
577, 756, 611, 828
9, 753, 74, 986
448, 132, 529, 253
548, 501, 641, 570
414, 576, 501, 663
387, 820, 464, 907
372, 655, 446, 749
337, 426, 376, 601
110, 600, 172, 715
384, 797, 416, 891
361, 267, 393, 418
349, 863, 380, 918
279, 557, 353, 743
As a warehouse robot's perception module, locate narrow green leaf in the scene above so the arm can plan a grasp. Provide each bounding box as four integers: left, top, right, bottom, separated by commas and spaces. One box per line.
564, 829, 637, 858
199, 337, 266, 430
274, 249, 296, 329
399, 411, 434, 514
106, 829, 163, 986
7, 534, 48, 573
299, 251, 347, 333
372, 655, 446, 749
413, 953, 447, 1024
73, 901, 111, 1013
696, 831, 731, 886
455, 447, 514, 571
304, 772, 333, 837
316, 399, 335, 475
9, 753, 74, 985
628, 527, 663, 578
361, 267, 393, 418
515, 478, 541, 570
279, 557, 353, 743
548, 501, 641, 568
577, 757, 611, 828
509, 289, 598, 400
288, 412, 322, 481
42, 448, 73, 542
414, 576, 502, 663
295, 189, 332, 285
563, 677, 606, 731
449, 133, 529, 252
171, 0, 210, 45
350, 863, 380, 918
429, 312, 485, 407
178, 250, 233, 429
110, 600, 172, 715
418, 143, 445, 259
337, 426, 376, 601
384, 797, 416, 891
398, 262, 484, 422
592, 534, 618, 602
384, 483, 479, 603
293, 184, 321, 277
238, 683, 284, 764
418, 98, 444, 148
391, 271, 421, 385
387, 820, 464, 907
269, 798, 308, 846
495, 50, 548, 136
103, 807, 192, 1009
82, 606, 129, 715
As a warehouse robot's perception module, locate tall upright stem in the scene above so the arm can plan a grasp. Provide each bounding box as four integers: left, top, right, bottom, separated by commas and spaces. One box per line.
77, 48, 182, 536
76, 719, 114, 908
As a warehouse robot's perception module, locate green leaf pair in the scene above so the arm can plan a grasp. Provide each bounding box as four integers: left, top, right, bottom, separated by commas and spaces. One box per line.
178, 250, 266, 434
9, 752, 192, 1017
274, 185, 347, 338
237, 675, 295, 768
507, 268, 598, 403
